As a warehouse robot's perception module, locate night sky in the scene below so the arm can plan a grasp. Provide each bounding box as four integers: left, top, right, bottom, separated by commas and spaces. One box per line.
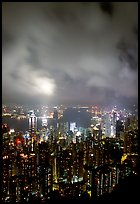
2, 2, 138, 107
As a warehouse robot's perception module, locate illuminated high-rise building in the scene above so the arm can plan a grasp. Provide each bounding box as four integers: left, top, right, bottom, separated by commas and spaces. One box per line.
70, 122, 76, 133
42, 116, 47, 128
104, 113, 111, 137
112, 106, 117, 137
41, 165, 53, 196
29, 111, 37, 135
53, 109, 58, 129
63, 122, 69, 134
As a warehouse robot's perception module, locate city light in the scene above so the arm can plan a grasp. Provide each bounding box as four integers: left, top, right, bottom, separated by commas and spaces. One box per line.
2, 1, 138, 202
34, 77, 55, 96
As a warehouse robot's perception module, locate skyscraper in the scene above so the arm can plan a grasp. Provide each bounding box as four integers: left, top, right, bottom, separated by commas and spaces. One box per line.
42, 116, 47, 128
53, 109, 58, 129
112, 106, 117, 137
104, 113, 111, 138
29, 111, 37, 135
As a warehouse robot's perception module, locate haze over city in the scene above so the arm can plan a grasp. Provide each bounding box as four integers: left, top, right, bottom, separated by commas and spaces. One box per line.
2, 2, 138, 107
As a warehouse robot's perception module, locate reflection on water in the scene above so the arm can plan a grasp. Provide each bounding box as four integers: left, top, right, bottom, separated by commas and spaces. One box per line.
2, 109, 91, 132
2, 116, 42, 132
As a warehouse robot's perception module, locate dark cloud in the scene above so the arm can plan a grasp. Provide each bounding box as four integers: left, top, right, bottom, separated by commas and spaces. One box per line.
117, 39, 138, 71
2, 2, 138, 107
2, 29, 15, 51
99, 2, 114, 17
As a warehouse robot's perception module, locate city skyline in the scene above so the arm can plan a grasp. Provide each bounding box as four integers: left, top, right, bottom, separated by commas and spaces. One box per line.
2, 2, 138, 107
2, 101, 139, 202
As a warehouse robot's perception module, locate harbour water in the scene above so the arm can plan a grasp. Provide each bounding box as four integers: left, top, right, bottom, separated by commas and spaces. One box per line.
2, 116, 42, 132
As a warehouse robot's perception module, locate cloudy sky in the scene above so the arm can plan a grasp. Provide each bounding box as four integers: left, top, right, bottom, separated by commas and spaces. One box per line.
2, 2, 138, 107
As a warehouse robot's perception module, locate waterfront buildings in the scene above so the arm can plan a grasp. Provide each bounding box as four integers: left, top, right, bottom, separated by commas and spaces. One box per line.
2, 105, 139, 202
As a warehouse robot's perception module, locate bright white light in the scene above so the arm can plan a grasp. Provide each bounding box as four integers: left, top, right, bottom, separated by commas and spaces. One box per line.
34, 77, 55, 95
76, 131, 81, 136
9, 129, 15, 133
111, 125, 114, 136
70, 122, 76, 133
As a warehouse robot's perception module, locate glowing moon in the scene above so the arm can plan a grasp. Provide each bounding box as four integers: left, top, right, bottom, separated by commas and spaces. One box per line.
34, 77, 55, 95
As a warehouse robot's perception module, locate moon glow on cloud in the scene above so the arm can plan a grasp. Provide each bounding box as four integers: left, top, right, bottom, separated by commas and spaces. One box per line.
2, 2, 138, 107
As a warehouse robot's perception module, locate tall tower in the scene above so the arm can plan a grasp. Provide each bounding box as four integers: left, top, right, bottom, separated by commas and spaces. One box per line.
29, 111, 37, 135
53, 109, 58, 129
112, 106, 117, 137
105, 113, 111, 138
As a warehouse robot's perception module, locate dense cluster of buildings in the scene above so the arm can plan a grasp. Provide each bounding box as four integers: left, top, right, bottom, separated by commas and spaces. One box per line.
2, 105, 138, 202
